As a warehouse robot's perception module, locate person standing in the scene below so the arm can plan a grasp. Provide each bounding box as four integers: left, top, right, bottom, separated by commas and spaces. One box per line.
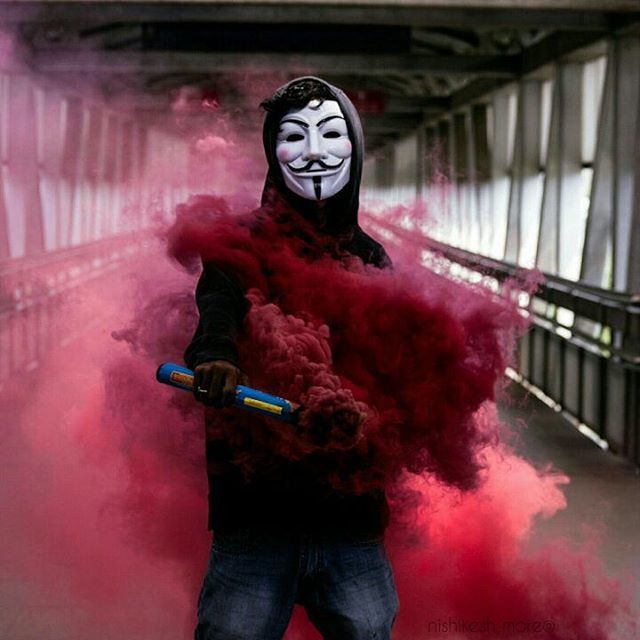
185, 77, 398, 640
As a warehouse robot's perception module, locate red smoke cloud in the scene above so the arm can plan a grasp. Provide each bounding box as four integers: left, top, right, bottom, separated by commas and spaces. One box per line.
160, 197, 637, 639
2, 198, 637, 639
167, 196, 517, 495
0, 58, 636, 639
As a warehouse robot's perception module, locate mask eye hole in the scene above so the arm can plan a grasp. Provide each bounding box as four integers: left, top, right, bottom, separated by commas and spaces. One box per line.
285, 133, 304, 142
323, 131, 341, 139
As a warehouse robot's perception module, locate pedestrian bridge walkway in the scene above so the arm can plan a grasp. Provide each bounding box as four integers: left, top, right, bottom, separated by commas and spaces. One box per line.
500, 384, 640, 608
1, 3, 639, 636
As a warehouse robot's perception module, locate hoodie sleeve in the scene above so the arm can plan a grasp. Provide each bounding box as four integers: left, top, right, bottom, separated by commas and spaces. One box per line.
347, 228, 393, 270
184, 262, 249, 370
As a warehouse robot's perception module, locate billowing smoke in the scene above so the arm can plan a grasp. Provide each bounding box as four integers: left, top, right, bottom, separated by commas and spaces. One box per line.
0, 32, 636, 640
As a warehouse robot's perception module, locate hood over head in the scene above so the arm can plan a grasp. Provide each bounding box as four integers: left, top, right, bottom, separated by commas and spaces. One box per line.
261, 76, 364, 236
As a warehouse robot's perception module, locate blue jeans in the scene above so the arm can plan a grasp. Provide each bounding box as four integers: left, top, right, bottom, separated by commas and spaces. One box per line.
195, 528, 399, 640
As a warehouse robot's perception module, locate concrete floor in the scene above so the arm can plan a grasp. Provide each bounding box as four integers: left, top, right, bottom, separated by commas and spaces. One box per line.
499, 385, 640, 607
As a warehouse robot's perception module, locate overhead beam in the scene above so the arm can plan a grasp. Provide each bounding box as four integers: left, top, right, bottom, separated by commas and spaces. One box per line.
30, 50, 519, 77
448, 29, 610, 110
386, 96, 450, 113
450, 77, 510, 109
126, 94, 450, 114
520, 30, 609, 73
362, 115, 425, 134
2, 2, 639, 31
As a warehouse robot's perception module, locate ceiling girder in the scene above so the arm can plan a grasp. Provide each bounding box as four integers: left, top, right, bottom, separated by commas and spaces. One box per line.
6, 1, 640, 153
30, 50, 519, 77
2, 2, 639, 31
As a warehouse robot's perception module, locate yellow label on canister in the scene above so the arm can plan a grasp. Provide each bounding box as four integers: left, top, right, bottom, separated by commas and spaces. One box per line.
243, 398, 283, 415
170, 371, 195, 387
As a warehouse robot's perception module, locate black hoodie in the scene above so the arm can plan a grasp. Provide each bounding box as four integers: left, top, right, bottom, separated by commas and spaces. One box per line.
184, 77, 391, 535
260, 75, 391, 264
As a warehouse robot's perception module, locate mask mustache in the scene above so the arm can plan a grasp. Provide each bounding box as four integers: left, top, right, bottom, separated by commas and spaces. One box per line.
287, 158, 344, 173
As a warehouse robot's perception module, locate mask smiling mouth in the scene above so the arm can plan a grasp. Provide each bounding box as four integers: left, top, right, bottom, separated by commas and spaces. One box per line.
287, 158, 345, 174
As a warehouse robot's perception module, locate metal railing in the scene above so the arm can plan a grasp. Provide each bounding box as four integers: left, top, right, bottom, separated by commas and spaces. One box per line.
0, 232, 153, 390
370, 220, 639, 468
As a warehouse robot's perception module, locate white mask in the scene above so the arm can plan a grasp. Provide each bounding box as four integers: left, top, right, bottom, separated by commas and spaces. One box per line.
276, 99, 352, 201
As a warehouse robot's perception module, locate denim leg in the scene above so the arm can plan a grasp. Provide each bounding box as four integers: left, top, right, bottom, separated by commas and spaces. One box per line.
301, 536, 399, 640
195, 530, 299, 640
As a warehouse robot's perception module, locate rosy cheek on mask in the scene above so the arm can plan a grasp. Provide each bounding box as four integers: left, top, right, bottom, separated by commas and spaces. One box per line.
333, 139, 352, 157
277, 145, 303, 163
276, 146, 293, 163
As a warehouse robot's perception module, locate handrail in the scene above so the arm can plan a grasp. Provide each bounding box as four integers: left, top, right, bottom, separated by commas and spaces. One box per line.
420, 237, 640, 364
369, 219, 640, 365
0, 231, 153, 314
423, 236, 639, 322
0, 231, 150, 276
368, 218, 639, 465
0, 231, 155, 388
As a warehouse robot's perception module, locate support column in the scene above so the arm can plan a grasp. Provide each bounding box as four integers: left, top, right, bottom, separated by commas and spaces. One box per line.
102, 114, 120, 236
61, 97, 82, 247
415, 125, 426, 202
436, 119, 452, 244
94, 109, 109, 239
82, 107, 104, 242
111, 117, 125, 234
392, 133, 419, 206
614, 37, 640, 294
630, 123, 640, 295
4, 74, 44, 257
452, 112, 469, 248
582, 37, 640, 293
70, 107, 95, 245
36, 88, 65, 252
490, 90, 513, 260
465, 109, 480, 252
120, 120, 135, 230
505, 80, 543, 267
471, 104, 492, 257
423, 125, 437, 198
0, 183, 7, 260
536, 63, 583, 279
0, 74, 9, 259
